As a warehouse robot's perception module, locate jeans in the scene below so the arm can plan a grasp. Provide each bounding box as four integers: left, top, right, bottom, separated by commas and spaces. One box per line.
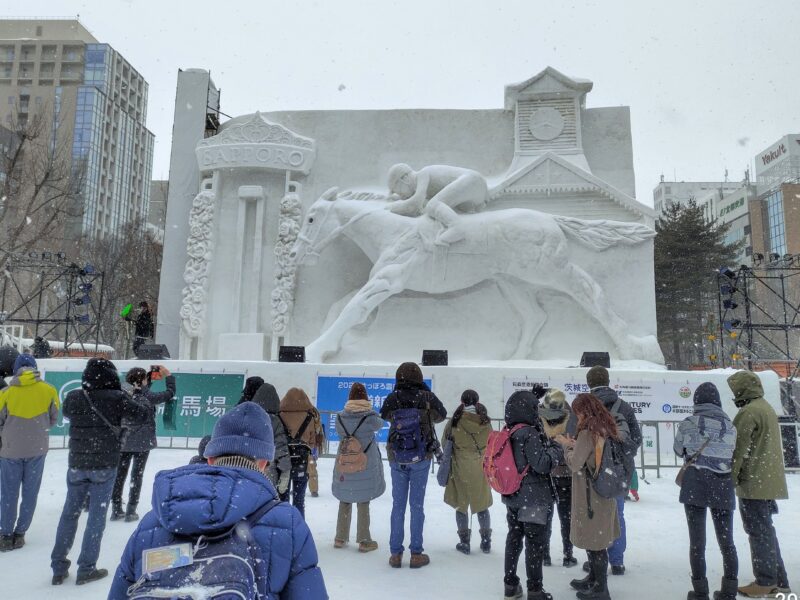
336, 501, 372, 543
51, 467, 116, 577
112, 451, 150, 509
389, 460, 430, 555
739, 498, 789, 588
608, 495, 626, 566
685, 504, 738, 581
279, 469, 309, 518
504, 506, 549, 591
0, 455, 47, 535
545, 475, 572, 558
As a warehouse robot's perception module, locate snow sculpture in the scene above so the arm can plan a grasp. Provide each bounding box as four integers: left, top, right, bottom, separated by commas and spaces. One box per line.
291, 187, 663, 364
271, 190, 303, 335
179, 189, 216, 340
386, 163, 489, 245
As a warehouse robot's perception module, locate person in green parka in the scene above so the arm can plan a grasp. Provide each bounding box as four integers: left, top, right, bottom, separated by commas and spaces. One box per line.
727, 370, 790, 598
442, 389, 494, 555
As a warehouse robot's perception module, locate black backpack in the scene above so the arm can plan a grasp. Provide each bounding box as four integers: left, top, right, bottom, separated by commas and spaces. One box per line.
282, 413, 314, 475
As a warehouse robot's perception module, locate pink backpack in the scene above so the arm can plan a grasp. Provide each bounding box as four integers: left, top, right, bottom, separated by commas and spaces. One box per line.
483, 424, 530, 495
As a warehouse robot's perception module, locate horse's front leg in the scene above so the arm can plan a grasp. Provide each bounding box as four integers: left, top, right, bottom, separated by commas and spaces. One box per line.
306, 269, 406, 362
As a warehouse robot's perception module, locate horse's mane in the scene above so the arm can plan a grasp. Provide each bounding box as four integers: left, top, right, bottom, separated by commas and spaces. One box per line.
336, 190, 388, 202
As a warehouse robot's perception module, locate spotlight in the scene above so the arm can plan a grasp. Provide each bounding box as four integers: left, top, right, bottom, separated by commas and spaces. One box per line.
56, 251, 66, 260
28, 251, 38, 259
769, 253, 781, 263
72, 295, 91, 306
723, 299, 738, 310
83, 264, 95, 274
723, 319, 742, 332
720, 283, 736, 296
719, 267, 737, 279
753, 253, 764, 261
74, 314, 90, 324
784, 254, 794, 265
41, 252, 52, 261
78, 283, 93, 292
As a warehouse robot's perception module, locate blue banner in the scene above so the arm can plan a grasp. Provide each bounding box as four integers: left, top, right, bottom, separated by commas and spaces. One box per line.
316, 375, 432, 442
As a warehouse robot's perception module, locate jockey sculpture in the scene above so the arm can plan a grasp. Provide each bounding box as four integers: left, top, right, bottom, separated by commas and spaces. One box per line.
385, 163, 489, 245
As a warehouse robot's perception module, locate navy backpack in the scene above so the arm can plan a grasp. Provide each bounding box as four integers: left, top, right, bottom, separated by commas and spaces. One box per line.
390, 407, 427, 464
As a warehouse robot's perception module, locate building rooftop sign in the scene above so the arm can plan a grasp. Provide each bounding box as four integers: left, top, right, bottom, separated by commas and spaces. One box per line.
754, 134, 800, 190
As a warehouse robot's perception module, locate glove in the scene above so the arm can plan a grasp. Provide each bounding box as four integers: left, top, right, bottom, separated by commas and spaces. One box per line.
277, 472, 290, 496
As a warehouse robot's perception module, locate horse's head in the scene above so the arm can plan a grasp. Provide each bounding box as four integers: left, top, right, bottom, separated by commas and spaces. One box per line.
290, 187, 341, 266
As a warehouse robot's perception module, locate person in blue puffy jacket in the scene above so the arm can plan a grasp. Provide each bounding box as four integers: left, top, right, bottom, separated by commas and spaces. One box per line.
107, 402, 328, 600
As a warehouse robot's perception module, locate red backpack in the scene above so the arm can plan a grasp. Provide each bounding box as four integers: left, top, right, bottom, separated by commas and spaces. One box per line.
483, 424, 530, 495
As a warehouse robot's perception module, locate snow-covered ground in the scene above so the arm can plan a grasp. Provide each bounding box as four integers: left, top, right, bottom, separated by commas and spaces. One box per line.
4, 450, 797, 599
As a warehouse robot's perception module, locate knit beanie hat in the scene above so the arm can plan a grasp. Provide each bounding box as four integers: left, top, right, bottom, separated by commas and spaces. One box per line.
693, 382, 721, 407
586, 365, 610, 389
461, 389, 479, 406
539, 388, 568, 421
82, 358, 121, 391
204, 402, 275, 461
396, 361, 423, 385
13, 353, 37, 374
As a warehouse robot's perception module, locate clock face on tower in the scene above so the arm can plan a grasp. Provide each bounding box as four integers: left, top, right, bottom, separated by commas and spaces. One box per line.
528, 107, 565, 141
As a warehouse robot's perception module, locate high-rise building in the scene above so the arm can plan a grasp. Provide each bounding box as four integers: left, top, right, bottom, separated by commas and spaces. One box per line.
0, 18, 154, 239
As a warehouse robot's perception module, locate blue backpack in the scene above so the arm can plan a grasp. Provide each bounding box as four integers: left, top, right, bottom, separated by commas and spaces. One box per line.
390, 407, 427, 464
126, 498, 280, 600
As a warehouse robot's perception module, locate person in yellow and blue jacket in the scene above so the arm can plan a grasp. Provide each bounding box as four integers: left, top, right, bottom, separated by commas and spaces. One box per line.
0, 353, 59, 552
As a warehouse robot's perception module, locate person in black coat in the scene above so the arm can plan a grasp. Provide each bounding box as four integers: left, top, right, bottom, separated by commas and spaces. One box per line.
502, 387, 562, 600
51, 358, 127, 586
110, 365, 176, 522
127, 301, 154, 356
238, 376, 264, 404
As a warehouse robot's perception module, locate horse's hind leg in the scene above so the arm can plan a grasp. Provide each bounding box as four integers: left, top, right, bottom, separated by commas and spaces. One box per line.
496, 279, 546, 359
306, 269, 405, 362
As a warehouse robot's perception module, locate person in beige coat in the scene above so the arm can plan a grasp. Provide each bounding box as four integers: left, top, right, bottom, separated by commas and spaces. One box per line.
556, 393, 621, 600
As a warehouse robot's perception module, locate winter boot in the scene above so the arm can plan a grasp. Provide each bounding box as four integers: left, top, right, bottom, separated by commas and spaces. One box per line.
76, 568, 108, 585
611, 565, 626, 576
582, 560, 591, 573
333, 539, 346, 549
409, 553, 430, 569
577, 564, 611, 600
570, 573, 596, 592
51, 573, 69, 585
712, 577, 738, 600
358, 540, 378, 553
688, 577, 710, 600
110, 504, 125, 521
479, 528, 492, 554
737, 581, 779, 598
11, 533, 24, 549
563, 552, 578, 567
504, 584, 523, 599
0, 535, 13, 552
125, 505, 139, 522
456, 529, 471, 555
389, 553, 403, 568
527, 588, 553, 600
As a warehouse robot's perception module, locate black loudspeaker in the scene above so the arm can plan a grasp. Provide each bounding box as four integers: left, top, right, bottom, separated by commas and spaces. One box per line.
136, 344, 171, 360
421, 349, 448, 366
580, 351, 610, 368
279, 345, 306, 363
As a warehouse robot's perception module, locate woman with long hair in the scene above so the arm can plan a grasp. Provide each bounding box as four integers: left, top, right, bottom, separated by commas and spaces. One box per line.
556, 393, 621, 600
442, 390, 493, 555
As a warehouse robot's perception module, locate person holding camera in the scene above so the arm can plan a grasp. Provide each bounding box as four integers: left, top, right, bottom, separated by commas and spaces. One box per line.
110, 365, 176, 522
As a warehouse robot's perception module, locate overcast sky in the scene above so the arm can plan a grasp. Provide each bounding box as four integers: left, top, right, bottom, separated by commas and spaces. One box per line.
8, 0, 800, 205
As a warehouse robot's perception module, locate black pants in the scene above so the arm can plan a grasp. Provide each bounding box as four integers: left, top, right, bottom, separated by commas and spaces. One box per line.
504, 507, 549, 591
684, 504, 738, 581
545, 476, 573, 558
112, 451, 149, 509
739, 499, 789, 588
279, 469, 309, 519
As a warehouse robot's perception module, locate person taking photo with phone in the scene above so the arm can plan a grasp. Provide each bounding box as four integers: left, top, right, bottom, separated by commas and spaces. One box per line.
110, 365, 176, 522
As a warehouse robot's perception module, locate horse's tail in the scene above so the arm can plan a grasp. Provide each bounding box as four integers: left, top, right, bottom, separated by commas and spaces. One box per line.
553, 216, 655, 251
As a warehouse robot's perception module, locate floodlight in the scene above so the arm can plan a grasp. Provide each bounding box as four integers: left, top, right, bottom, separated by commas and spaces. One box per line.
723, 299, 738, 310
719, 283, 736, 296
74, 314, 90, 324
41, 252, 52, 261
769, 253, 781, 263
722, 319, 742, 332
83, 264, 95, 274
78, 283, 93, 292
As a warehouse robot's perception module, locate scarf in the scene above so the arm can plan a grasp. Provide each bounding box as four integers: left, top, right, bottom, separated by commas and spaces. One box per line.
345, 398, 373, 413
212, 455, 266, 476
